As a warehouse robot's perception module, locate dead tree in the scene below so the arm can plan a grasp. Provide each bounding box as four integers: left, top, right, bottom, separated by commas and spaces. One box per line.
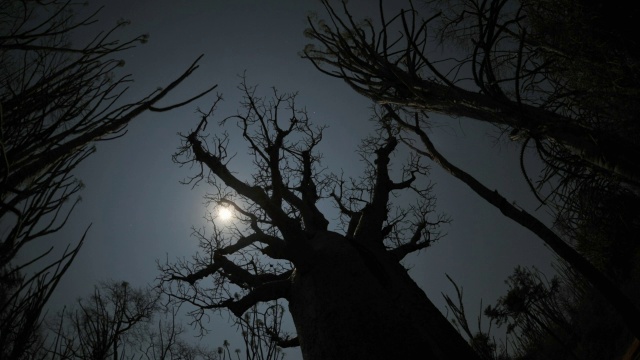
383, 106, 640, 340
158, 80, 481, 360
302, 0, 640, 189
43, 281, 222, 360
0, 1, 216, 358
302, 0, 640, 340
45, 281, 157, 360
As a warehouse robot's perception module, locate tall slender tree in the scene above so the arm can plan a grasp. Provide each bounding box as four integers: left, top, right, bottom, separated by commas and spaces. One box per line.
0, 1, 216, 358
303, 0, 640, 188
159, 80, 481, 360
302, 0, 640, 339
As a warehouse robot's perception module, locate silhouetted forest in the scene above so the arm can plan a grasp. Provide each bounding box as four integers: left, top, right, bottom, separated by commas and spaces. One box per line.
304, 0, 640, 357
2, 0, 639, 359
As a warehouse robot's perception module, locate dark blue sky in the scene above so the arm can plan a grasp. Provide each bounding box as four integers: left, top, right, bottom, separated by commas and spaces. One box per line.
40, 1, 556, 357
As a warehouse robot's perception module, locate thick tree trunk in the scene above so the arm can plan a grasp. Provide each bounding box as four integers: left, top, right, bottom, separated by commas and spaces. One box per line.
288, 231, 480, 360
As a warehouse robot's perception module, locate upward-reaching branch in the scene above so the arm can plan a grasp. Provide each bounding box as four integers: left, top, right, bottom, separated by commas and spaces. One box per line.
1, 2, 217, 357
383, 106, 640, 339
304, 0, 640, 187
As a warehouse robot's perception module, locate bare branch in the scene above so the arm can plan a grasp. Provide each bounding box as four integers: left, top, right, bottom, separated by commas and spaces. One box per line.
224, 280, 291, 318
384, 106, 640, 339
304, 0, 640, 187
1, 2, 217, 356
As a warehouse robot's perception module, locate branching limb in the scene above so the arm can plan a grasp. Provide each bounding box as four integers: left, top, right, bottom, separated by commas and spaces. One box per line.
224, 279, 291, 318
389, 220, 428, 261
328, 175, 363, 239
351, 133, 398, 243
305, 0, 640, 188
384, 106, 640, 339
187, 127, 290, 229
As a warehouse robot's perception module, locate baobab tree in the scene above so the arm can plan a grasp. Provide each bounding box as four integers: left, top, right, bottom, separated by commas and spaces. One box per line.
0, 1, 215, 358
302, 0, 640, 339
158, 80, 481, 360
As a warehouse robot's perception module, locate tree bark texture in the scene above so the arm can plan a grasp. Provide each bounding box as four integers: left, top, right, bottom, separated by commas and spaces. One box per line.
288, 231, 479, 360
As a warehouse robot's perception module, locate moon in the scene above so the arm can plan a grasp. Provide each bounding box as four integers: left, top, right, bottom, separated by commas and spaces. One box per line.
218, 207, 233, 221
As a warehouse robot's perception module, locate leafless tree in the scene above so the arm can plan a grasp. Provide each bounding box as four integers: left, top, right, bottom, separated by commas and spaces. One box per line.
45, 281, 157, 360
235, 302, 287, 360
41, 280, 220, 360
303, 0, 640, 189
0, 1, 216, 358
158, 79, 479, 359
302, 0, 640, 339
383, 106, 640, 339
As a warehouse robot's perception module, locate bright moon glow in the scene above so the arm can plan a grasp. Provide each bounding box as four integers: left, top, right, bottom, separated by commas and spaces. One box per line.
218, 207, 233, 221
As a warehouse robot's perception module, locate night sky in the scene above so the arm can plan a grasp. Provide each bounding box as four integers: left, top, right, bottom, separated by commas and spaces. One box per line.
37, 1, 556, 357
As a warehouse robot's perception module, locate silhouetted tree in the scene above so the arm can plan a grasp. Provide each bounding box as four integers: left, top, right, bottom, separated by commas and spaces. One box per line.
46, 281, 157, 359
0, 1, 216, 358
382, 106, 640, 339
484, 266, 577, 359
158, 79, 481, 360
302, 0, 640, 339
303, 0, 640, 188
43, 280, 220, 360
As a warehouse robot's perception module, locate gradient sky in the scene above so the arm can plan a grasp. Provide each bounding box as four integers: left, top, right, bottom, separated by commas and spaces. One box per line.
37, 1, 557, 358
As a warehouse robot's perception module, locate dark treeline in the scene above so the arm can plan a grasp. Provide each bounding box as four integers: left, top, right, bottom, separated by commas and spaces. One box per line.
3, 0, 640, 359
